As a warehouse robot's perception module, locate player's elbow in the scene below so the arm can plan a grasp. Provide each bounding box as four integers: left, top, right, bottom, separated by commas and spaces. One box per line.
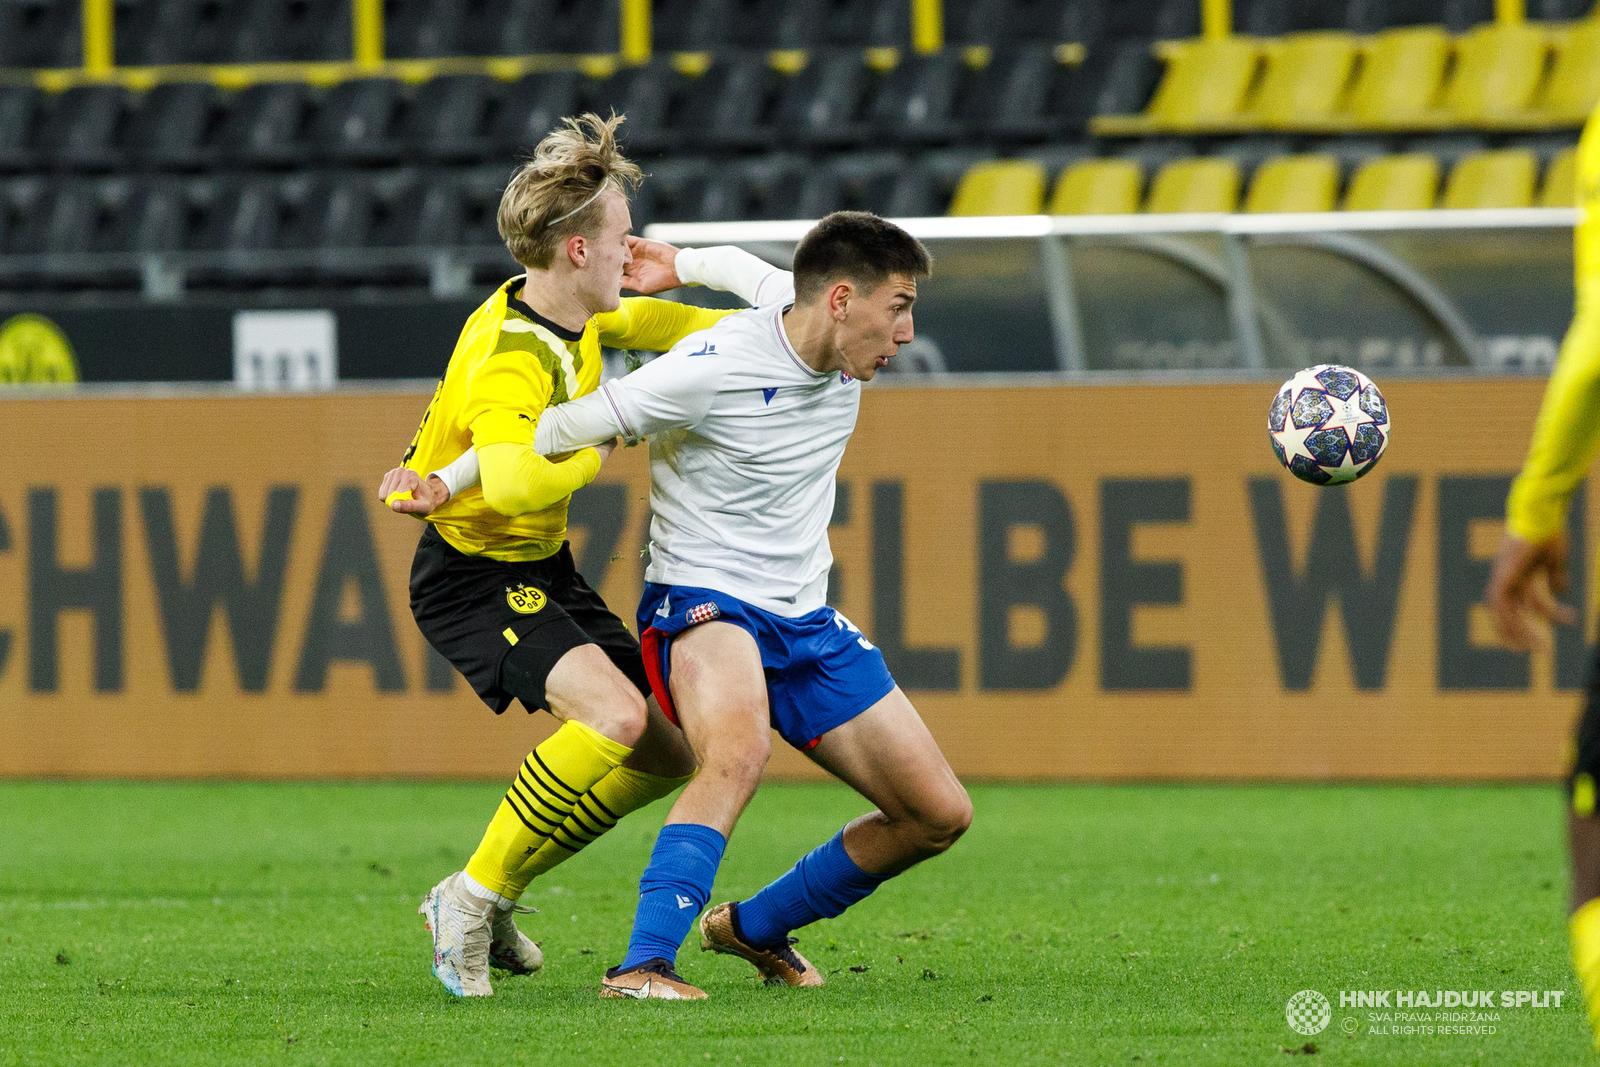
480, 480, 537, 517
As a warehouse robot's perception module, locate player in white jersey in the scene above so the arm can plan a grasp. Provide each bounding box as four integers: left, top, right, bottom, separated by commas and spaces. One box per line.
407, 213, 971, 1000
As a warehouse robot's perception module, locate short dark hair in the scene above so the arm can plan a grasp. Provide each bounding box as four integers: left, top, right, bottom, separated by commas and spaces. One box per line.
792, 211, 931, 304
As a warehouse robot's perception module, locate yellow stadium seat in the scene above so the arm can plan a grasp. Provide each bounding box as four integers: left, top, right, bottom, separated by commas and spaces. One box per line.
1246, 31, 1360, 129
1048, 159, 1143, 215
1145, 157, 1241, 214
1343, 154, 1440, 210
1347, 26, 1451, 128
1093, 36, 1261, 133
1540, 148, 1578, 208
947, 159, 1047, 216
1533, 20, 1600, 125
1441, 149, 1537, 209
1442, 21, 1550, 123
1244, 154, 1340, 212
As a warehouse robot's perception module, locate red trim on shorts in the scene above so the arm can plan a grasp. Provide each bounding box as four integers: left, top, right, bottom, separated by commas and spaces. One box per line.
639, 626, 679, 727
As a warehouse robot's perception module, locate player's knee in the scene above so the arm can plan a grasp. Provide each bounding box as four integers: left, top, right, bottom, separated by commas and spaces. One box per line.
703, 728, 770, 788
916, 788, 972, 856
595, 683, 649, 749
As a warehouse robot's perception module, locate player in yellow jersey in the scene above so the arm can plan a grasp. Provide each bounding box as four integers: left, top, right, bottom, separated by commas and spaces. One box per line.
1488, 101, 1600, 1047
381, 113, 751, 998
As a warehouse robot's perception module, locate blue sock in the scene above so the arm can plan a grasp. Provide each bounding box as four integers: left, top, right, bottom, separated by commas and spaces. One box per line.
735, 829, 890, 948
620, 822, 727, 970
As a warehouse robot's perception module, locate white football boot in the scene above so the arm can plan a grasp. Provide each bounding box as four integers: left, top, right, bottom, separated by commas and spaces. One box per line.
489, 903, 543, 975
418, 872, 494, 996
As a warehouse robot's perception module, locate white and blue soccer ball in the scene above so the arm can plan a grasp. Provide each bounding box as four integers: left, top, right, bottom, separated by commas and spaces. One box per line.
1268, 364, 1390, 485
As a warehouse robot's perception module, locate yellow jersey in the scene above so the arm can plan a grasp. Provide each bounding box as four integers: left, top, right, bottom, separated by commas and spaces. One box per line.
401, 278, 733, 561
1506, 104, 1600, 543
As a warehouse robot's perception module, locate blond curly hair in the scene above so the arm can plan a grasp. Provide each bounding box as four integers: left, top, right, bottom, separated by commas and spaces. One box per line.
497, 112, 643, 270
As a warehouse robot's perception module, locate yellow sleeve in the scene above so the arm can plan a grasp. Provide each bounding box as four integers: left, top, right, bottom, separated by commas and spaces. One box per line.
1506, 109, 1600, 543
594, 297, 735, 352
478, 441, 602, 517
462, 350, 554, 450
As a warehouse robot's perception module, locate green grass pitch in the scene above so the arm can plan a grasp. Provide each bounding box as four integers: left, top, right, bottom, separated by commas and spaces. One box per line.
0, 782, 1587, 1065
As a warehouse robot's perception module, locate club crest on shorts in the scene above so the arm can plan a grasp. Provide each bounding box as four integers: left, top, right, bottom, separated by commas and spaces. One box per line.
506, 584, 547, 614
685, 601, 721, 625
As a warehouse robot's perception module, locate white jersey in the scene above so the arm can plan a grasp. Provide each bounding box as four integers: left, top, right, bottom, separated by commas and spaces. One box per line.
537, 274, 863, 617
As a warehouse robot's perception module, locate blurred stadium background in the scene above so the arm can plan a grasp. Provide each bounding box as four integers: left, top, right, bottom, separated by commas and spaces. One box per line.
2, 1, 1596, 1061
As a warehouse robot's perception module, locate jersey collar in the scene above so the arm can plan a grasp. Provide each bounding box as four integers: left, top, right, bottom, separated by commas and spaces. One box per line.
501, 277, 586, 343
773, 304, 825, 379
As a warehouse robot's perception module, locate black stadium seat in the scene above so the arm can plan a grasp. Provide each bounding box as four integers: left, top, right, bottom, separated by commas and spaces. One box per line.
215, 82, 316, 168
494, 71, 582, 157
48, 85, 134, 172
312, 78, 407, 165
494, 0, 619, 55
797, 150, 903, 217
0, 87, 46, 174
121, 176, 193, 253
868, 50, 973, 145
684, 54, 782, 151
408, 75, 499, 163
948, 0, 1106, 46
774, 50, 877, 148
652, 0, 735, 51
125, 82, 225, 171
0, 0, 81, 68
699, 153, 808, 220
581, 61, 699, 156
230, 0, 350, 62
630, 155, 712, 229
384, 0, 468, 58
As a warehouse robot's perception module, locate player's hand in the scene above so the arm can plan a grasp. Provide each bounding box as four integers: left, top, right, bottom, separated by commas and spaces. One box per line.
1487, 530, 1579, 651
594, 436, 621, 462
379, 467, 450, 515
622, 236, 682, 294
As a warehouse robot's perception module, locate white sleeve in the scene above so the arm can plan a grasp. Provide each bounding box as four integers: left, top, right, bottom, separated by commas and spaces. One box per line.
675, 246, 795, 307
429, 448, 480, 498
538, 346, 730, 452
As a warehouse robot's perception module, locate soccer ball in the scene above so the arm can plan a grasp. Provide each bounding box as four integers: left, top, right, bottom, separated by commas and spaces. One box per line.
1268, 365, 1390, 485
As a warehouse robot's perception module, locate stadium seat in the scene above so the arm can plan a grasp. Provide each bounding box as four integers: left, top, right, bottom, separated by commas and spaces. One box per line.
1093, 35, 1261, 134
215, 82, 316, 168
397, 171, 465, 248
775, 51, 876, 148
383, 0, 467, 58
947, 159, 1047, 215
797, 151, 904, 218
230, 0, 350, 62
652, 0, 734, 51
0, 87, 44, 174
1530, 19, 1600, 126
1144, 156, 1241, 213
1047, 158, 1142, 214
48, 85, 133, 173
122, 176, 195, 253
1440, 148, 1537, 209
1243, 153, 1340, 212
1442, 20, 1550, 124
818, 0, 907, 49
868, 50, 972, 145
1540, 146, 1577, 208
582, 61, 697, 156
493, 0, 617, 55
407, 75, 498, 164
120, 0, 251, 65
1245, 31, 1359, 129
125, 82, 224, 171
971, 43, 1097, 142
1343, 152, 1439, 209
699, 154, 810, 220
893, 148, 995, 216
628, 156, 713, 229
493, 71, 581, 157
948, 0, 1107, 47
0, 0, 80, 68
1346, 25, 1451, 128
683, 53, 782, 151
312, 79, 406, 166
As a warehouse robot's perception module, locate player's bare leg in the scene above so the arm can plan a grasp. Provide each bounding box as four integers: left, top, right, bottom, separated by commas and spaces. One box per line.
602, 621, 771, 999
701, 687, 970, 985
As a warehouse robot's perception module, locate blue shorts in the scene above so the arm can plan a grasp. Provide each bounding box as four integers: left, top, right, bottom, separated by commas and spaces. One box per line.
636, 583, 898, 751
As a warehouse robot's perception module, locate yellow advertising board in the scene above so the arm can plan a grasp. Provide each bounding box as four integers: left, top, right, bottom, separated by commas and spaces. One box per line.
0, 379, 1586, 780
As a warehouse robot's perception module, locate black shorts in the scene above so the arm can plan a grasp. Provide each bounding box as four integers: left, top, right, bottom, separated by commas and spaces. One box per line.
1572, 633, 1600, 816
409, 525, 650, 715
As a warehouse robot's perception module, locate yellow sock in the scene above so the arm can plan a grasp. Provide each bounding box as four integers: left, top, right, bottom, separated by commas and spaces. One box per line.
1572, 896, 1600, 1047
464, 721, 632, 898
503, 766, 696, 894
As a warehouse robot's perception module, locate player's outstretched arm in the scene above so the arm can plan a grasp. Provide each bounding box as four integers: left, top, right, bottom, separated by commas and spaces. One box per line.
536, 344, 725, 454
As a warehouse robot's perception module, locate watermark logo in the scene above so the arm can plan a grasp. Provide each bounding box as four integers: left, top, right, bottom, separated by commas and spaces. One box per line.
1287, 990, 1332, 1035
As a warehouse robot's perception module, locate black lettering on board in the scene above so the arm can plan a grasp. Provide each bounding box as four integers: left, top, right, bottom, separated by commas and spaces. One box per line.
872, 481, 960, 690
294, 486, 405, 692
29, 487, 122, 692
978, 480, 1077, 691
1099, 478, 1191, 691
